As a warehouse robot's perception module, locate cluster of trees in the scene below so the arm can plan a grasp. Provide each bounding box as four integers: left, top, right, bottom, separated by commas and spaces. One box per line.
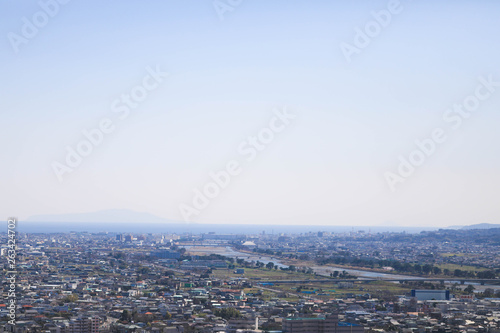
232, 257, 317, 276
179, 253, 228, 262
353, 228, 500, 245
329, 270, 357, 279
213, 307, 241, 320
251, 248, 282, 256
482, 288, 500, 298
61, 294, 78, 304
119, 310, 171, 323
319, 257, 442, 275
318, 256, 498, 279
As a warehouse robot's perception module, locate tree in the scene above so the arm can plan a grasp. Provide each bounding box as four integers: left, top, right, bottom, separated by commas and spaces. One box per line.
120, 310, 130, 322
266, 262, 274, 270
422, 264, 433, 275
214, 307, 241, 320
483, 288, 494, 297
137, 266, 150, 275
464, 285, 475, 294
113, 252, 126, 260
63, 294, 79, 303
477, 270, 496, 279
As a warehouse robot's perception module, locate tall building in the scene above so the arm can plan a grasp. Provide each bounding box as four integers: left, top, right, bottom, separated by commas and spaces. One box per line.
67, 317, 99, 333
283, 314, 363, 333
411, 289, 450, 301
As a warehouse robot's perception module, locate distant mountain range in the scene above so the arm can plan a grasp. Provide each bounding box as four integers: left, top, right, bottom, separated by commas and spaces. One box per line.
15, 211, 499, 233
20, 211, 500, 231
448, 223, 500, 230
26, 209, 180, 224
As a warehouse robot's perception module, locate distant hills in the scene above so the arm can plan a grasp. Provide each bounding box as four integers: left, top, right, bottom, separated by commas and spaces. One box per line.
26, 209, 179, 224
13, 212, 499, 233
448, 223, 500, 230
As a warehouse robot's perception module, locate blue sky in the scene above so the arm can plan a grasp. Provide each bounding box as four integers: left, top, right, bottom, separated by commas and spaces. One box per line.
1, 0, 499, 226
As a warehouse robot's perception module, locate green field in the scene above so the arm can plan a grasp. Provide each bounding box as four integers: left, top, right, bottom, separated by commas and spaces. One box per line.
440, 253, 466, 257
212, 265, 412, 300
212, 266, 324, 281
265, 280, 411, 300
435, 263, 488, 272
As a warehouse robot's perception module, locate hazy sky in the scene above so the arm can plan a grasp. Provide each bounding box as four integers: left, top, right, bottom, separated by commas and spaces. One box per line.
1, 1, 499, 227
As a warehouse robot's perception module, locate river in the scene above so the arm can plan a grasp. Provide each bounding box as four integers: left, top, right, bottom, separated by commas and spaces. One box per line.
183, 246, 500, 292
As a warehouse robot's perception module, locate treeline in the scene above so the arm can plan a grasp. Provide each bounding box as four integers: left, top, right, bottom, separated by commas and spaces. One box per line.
318, 256, 499, 279
329, 270, 357, 279
351, 228, 500, 245
251, 248, 282, 256
179, 253, 228, 261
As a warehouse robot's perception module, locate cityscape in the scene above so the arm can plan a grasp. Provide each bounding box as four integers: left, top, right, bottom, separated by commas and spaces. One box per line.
1, 222, 500, 332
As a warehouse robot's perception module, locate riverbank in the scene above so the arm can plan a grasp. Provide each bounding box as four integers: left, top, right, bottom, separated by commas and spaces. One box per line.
181, 245, 500, 292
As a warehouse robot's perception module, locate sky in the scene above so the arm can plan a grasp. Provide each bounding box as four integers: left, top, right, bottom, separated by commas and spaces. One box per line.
1, 0, 500, 227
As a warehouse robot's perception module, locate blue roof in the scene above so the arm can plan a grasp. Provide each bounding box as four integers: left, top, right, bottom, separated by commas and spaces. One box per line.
338, 322, 361, 327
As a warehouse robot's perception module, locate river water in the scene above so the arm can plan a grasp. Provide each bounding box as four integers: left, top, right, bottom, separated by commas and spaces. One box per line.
184, 246, 500, 292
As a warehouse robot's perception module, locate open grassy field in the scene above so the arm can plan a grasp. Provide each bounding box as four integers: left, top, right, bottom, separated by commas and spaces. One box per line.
435, 263, 488, 272
212, 266, 324, 281
440, 253, 466, 257
265, 280, 411, 300
185, 246, 232, 256
243, 287, 300, 302
212, 265, 412, 300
